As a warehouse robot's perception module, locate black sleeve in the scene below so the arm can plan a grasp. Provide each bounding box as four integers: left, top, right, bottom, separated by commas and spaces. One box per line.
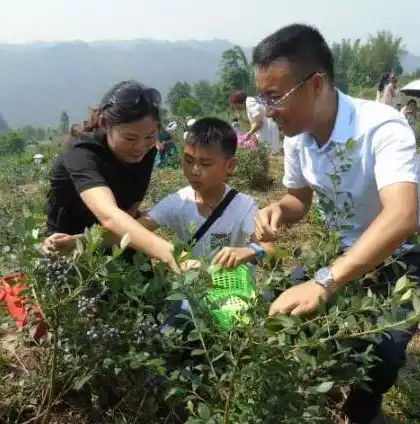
62, 147, 109, 194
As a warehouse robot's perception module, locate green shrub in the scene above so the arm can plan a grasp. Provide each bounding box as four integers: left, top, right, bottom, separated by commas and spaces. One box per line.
234, 145, 271, 191
1, 221, 419, 424
1, 146, 420, 424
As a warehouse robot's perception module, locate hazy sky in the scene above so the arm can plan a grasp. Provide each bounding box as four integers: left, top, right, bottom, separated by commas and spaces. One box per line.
1, 0, 419, 53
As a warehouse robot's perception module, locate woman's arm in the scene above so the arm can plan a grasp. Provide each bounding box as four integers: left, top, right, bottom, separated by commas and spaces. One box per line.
245, 98, 264, 138
246, 121, 262, 138
79, 186, 177, 270
43, 213, 161, 255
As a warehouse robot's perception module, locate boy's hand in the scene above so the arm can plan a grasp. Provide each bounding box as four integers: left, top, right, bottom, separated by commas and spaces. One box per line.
42, 233, 77, 255
180, 259, 201, 272
212, 247, 255, 269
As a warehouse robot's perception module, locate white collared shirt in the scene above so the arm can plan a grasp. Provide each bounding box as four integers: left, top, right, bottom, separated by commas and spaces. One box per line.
283, 90, 420, 249
148, 185, 257, 259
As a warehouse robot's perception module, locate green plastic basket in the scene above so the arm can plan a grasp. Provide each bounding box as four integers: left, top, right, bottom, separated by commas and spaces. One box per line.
204, 265, 255, 329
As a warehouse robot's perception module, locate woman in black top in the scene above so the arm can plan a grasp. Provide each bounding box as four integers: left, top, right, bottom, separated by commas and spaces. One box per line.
43, 80, 177, 271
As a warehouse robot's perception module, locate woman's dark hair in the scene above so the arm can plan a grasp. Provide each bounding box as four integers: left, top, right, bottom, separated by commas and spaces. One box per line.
99, 80, 161, 127
378, 73, 390, 92
229, 90, 248, 107
253, 24, 334, 83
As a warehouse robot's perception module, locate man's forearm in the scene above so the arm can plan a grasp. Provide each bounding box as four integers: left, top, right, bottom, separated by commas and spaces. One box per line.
330, 208, 418, 288
278, 193, 311, 224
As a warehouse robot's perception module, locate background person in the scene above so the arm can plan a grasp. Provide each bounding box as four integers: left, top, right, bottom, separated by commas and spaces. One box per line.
229, 90, 281, 154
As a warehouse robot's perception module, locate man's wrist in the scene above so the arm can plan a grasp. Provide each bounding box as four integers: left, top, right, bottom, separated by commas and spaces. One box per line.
314, 266, 335, 294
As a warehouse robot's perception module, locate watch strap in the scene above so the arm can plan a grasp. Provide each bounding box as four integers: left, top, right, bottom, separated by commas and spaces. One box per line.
247, 242, 265, 260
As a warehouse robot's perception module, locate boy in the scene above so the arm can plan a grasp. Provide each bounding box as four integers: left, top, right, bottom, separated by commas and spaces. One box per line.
44, 117, 274, 268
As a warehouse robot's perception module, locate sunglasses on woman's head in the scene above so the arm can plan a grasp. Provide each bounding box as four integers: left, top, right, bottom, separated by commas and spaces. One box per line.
102, 87, 162, 110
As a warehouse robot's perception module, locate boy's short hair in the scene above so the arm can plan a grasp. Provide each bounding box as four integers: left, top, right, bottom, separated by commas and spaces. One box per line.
186, 117, 237, 158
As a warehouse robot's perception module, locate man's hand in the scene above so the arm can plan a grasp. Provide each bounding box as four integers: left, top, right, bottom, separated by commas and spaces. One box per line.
42, 233, 76, 255
269, 280, 330, 316
212, 247, 255, 269
254, 203, 282, 242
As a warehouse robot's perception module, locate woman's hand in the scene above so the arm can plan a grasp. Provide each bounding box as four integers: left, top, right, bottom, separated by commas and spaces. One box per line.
212, 247, 255, 269
156, 142, 165, 152
154, 240, 180, 274
42, 233, 77, 255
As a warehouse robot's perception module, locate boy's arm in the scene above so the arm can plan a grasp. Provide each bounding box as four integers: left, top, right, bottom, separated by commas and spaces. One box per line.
212, 239, 275, 269
250, 236, 276, 257
212, 200, 275, 268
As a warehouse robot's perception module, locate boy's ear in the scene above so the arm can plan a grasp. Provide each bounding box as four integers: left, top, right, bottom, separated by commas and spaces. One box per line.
226, 156, 237, 173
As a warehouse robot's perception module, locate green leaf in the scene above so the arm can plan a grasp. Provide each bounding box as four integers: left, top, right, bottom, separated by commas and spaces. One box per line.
413, 296, 420, 314
167, 293, 186, 301
400, 288, 414, 303
211, 353, 225, 363
394, 275, 410, 294
191, 349, 206, 356
266, 315, 296, 329
316, 381, 334, 393
198, 403, 211, 420
73, 373, 93, 391
120, 233, 131, 250
165, 386, 186, 400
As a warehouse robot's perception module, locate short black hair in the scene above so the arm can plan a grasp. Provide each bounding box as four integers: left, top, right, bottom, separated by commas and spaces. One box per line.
186, 117, 237, 158
253, 24, 334, 82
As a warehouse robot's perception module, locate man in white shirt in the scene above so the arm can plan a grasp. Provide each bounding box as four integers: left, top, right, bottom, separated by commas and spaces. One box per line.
252, 24, 419, 424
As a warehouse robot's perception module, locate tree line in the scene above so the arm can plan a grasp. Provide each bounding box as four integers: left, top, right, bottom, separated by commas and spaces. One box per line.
166, 30, 416, 118
0, 30, 417, 150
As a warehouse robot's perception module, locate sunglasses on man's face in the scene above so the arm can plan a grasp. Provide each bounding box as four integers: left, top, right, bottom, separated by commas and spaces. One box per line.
256, 72, 319, 110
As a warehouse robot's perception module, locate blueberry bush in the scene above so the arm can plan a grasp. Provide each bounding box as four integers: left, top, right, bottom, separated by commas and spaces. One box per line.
1, 149, 420, 424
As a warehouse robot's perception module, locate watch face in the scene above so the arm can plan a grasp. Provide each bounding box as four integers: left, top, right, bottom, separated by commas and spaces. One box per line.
316, 267, 331, 284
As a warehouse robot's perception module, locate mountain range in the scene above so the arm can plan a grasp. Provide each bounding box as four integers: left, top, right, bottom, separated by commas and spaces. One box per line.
0, 39, 419, 128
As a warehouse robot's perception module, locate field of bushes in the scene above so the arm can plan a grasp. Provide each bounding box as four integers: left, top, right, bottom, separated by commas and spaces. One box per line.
1, 138, 420, 424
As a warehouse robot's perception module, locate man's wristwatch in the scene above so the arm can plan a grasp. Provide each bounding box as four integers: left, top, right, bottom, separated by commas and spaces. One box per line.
247, 242, 265, 261
314, 267, 335, 292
